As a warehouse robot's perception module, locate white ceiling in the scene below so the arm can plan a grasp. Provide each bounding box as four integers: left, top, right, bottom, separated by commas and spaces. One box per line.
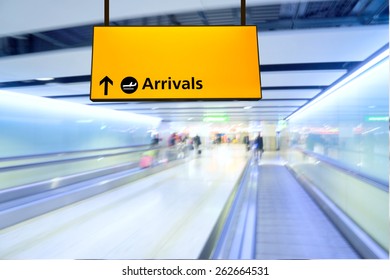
0, 0, 388, 124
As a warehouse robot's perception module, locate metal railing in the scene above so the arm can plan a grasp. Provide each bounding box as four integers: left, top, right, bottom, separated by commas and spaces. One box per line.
294, 147, 388, 191
199, 155, 258, 259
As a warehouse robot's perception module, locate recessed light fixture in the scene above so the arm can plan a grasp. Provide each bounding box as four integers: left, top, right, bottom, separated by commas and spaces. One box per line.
244, 106, 252, 109
76, 119, 93, 123
36, 77, 54, 81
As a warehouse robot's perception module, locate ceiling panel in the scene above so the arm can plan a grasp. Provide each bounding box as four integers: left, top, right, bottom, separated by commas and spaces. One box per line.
261, 89, 321, 99
0, 48, 91, 83
261, 69, 347, 87
3, 83, 90, 97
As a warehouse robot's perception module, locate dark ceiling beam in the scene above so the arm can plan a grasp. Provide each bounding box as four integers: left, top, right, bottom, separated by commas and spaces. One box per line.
34, 32, 68, 48
350, 0, 371, 15
261, 61, 361, 71
197, 11, 209, 25
296, 2, 308, 18
256, 16, 377, 30
364, 0, 389, 15
168, 14, 181, 25
261, 86, 326, 90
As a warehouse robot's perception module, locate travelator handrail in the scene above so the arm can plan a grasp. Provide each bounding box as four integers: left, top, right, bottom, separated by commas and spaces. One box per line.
0, 144, 157, 172
0, 144, 152, 162
295, 147, 388, 191
199, 155, 258, 259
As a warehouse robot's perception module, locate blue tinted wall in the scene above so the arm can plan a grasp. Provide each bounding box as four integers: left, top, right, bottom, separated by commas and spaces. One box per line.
281, 56, 389, 252
285, 57, 388, 184
0, 92, 161, 157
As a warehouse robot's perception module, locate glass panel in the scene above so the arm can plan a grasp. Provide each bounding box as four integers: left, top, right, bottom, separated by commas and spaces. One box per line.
285, 58, 389, 184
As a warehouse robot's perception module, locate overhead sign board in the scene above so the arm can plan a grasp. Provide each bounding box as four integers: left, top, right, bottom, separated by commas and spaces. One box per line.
90, 26, 261, 101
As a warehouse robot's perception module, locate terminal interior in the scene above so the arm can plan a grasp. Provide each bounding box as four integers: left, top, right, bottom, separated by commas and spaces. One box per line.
0, 0, 389, 259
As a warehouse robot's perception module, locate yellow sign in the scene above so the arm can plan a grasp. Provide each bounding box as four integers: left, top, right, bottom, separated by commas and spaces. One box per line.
90, 26, 261, 101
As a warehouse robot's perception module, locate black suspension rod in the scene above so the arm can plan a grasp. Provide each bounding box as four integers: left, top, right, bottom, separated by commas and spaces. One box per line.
241, 0, 246, 25
105, 0, 109, 26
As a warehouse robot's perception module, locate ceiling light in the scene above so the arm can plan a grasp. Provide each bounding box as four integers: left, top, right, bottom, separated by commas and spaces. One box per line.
203, 116, 229, 122
76, 119, 93, 123
244, 106, 252, 109
204, 113, 227, 116
35, 77, 54, 81
365, 116, 388, 122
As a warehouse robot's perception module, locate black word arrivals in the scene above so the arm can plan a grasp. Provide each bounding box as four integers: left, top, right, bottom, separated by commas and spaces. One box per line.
142, 77, 203, 90
114, 76, 204, 95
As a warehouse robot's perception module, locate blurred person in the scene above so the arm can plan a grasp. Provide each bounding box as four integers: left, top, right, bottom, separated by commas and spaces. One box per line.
243, 135, 250, 151
193, 134, 202, 155
166, 132, 177, 161
150, 133, 161, 162
176, 135, 188, 159
150, 133, 160, 146
168, 132, 176, 147
253, 132, 263, 160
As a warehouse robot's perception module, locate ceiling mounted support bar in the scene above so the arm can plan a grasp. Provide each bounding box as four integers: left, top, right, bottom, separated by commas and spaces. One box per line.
241, 0, 246, 25
105, 0, 110, 26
